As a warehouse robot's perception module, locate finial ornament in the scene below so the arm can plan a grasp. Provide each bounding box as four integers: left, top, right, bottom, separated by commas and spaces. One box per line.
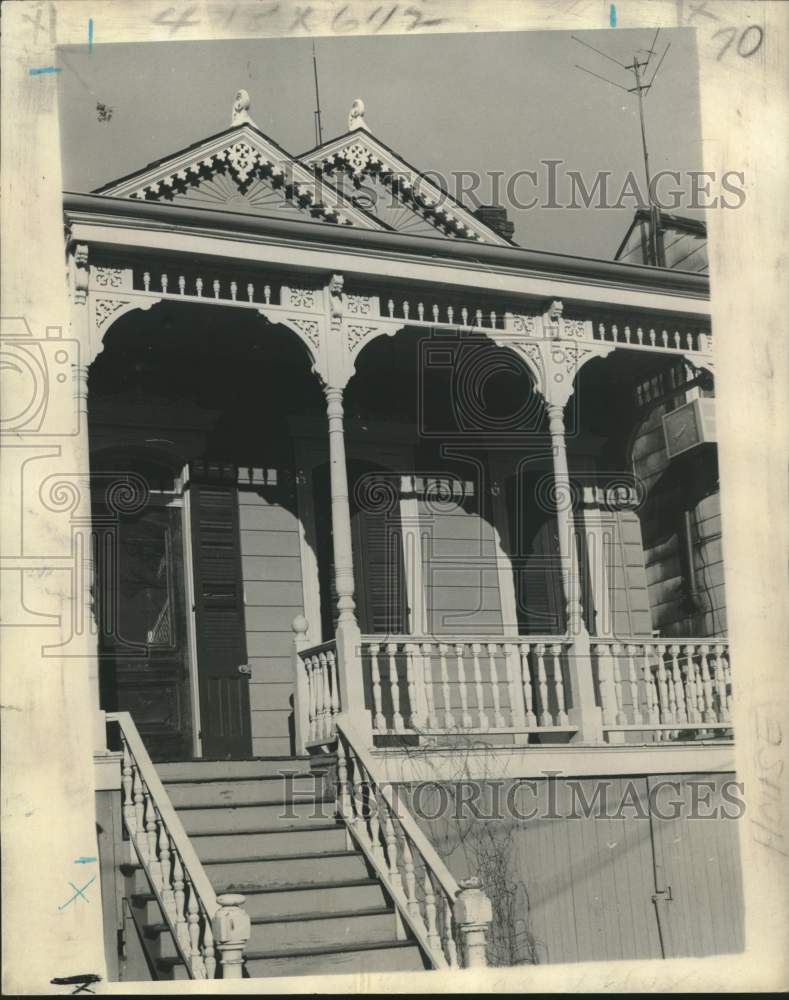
348, 98, 368, 132
232, 89, 256, 127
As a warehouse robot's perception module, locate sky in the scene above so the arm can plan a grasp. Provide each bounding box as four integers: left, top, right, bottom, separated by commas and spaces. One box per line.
56, 28, 705, 259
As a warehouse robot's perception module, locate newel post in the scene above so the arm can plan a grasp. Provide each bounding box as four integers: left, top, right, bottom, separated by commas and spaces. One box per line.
292, 615, 310, 756
212, 893, 250, 979
454, 878, 493, 968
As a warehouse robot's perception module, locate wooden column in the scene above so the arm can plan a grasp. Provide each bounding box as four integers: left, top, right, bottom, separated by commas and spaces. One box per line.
323, 385, 372, 741
545, 401, 602, 743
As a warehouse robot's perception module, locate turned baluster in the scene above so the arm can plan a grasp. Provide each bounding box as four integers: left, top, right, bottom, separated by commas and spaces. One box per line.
595, 644, 615, 728
202, 918, 216, 979
624, 325, 632, 343
335, 735, 352, 823
230, 280, 237, 301
454, 643, 472, 728
642, 647, 660, 728
550, 643, 568, 726
132, 770, 147, 861
649, 328, 656, 346
721, 645, 733, 720
304, 657, 317, 743
143, 271, 151, 291
264, 284, 271, 304
597, 322, 605, 340
535, 643, 551, 726
213, 279, 220, 299
609, 643, 626, 725
447, 305, 454, 324
461, 307, 468, 326
699, 644, 714, 722
401, 836, 420, 921
381, 793, 402, 892
160, 273, 168, 293
636, 326, 644, 344
369, 642, 386, 731
504, 642, 522, 727
404, 643, 421, 728
520, 644, 537, 726
369, 787, 386, 867
490, 310, 497, 328
172, 849, 190, 954
432, 304, 439, 322
423, 869, 442, 954
158, 824, 176, 921
654, 644, 670, 724
422, 641, 439, 729
486, 643, 505, 728
403, 300, 410, 320
475, 308, 483, 327
387, 298, 394, 317
683, 645, 700, 723
121, 741, 136, 836
626, 644, 643, 725
387, 642, 404, 731
661, 645, 677, 724
710, 643, 725, 722
195, 277, 203, 297
187, 884, 207, 977
326, 649, 340, 733
443, 892, 459, 966
316, 652, 329, 738
439, 643, 454, 728
661, 329, 669, 347
246, 282, 254, 302
471, 643, 488, 730
145, 793, 162, 890
612, 323, 619, 342
669, 644, 687, 723
417, 302, 424, 320
178, 275, 186, 295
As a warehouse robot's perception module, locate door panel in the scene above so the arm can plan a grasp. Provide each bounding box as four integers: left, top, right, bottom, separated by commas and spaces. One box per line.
98, 502, 193, 762
190, 474, 252, 759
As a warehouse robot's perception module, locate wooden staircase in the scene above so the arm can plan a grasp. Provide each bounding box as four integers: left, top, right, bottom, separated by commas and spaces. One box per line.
125, 756, 429, 979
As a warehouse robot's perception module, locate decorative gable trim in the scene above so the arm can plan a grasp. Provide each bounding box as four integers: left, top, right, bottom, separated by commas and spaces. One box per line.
300, 130, 511, 245
94, 124, 384, 231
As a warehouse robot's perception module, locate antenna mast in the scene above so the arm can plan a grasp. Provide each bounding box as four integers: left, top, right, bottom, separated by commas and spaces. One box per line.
573, 30, 671, 266
312, 41, 323, 146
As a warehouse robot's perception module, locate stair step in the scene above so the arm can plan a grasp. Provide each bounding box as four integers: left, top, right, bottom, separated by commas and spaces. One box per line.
252, 907, 398, 953
156, 758, 313, 782
216, 879, 390, 919
167, 775, 322, 808
190, 824, 347, 861
204, 851, 370, 890
244, 939, 427, 977
178, 800, 337, 834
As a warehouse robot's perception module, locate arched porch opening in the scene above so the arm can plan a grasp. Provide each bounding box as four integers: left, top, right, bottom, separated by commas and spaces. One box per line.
89, 302, 325, 760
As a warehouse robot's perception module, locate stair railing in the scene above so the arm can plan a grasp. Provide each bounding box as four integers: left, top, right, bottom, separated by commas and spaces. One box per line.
335, 717, 493, 969
107, 712, 251, 979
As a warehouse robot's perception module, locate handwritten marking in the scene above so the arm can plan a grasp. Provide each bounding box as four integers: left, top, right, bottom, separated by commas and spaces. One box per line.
152, 5, 200, 35
29, 66, 62, 75
74, 856, 97, 865
58, 875, 96, 910
88, 18, 93, 52
609, 4, 616, 27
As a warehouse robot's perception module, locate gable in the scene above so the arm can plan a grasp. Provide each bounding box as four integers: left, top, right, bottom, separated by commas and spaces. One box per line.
300, 129, 511, 245
94, 124, 384, 230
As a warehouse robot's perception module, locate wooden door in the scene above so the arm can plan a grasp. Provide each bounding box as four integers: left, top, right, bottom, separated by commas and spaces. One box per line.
97, 499, 193, 762
189, 472, 252, 759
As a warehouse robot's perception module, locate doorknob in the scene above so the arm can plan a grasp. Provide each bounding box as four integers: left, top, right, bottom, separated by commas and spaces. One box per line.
238, 664, 252, 676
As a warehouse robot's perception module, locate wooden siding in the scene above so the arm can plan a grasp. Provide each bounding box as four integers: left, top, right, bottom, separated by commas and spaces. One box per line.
419, 499, 504, 636
238, 488, 304, 757
632, 398, 726, 638
401, 771, 743, 965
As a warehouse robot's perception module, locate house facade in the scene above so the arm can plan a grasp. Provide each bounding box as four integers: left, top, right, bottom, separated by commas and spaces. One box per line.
63, 93, 741, 980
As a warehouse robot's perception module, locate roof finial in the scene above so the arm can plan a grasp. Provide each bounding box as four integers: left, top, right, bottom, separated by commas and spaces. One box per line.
232, 89, 256, 127
348, 98, 368, 132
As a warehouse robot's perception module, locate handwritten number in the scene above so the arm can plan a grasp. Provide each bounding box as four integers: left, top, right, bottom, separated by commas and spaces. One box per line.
737, 24, 763, 59
712, 26, 736, 61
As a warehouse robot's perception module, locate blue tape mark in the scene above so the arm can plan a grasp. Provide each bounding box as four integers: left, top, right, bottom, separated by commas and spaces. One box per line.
74, 856, 97, 865
88, 18, 94, 52
29, 66, 62, 75
609, 3, 617, 27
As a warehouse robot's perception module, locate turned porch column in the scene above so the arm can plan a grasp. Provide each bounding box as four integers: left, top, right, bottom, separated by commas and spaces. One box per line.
323, 383, 372, 740
545, 399, 603, 743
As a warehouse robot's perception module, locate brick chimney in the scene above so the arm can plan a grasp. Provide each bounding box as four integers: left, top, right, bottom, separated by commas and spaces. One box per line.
472, 205, 515, 242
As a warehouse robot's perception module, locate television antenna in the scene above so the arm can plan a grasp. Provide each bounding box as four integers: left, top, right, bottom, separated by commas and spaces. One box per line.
311, 40, 324, 146
572, 29, 672, 266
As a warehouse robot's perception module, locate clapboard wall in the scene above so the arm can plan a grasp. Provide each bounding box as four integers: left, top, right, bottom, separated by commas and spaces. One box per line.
632, 397, 726, 638
400, 771, 744, 965
238, 486, 304, 757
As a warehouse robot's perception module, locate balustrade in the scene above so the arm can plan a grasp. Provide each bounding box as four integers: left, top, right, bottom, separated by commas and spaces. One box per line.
108, 712, 250, 979
593, 639, 732, 741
